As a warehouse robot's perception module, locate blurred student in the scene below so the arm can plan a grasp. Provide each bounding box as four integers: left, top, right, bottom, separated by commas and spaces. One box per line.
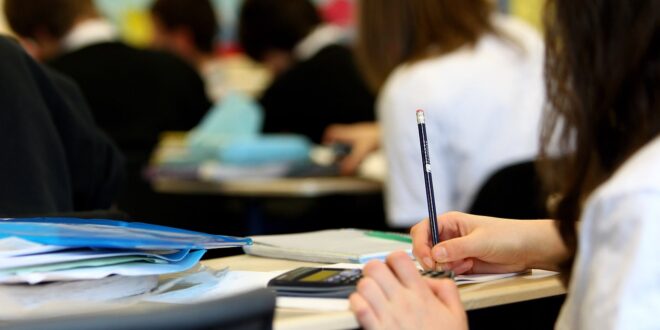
0, 36, 123, 217
351, 0, 659, 328
329, 0, 545, 227
150, 0, 225, 102
4, 0, 211, 217
238, 0, 374, 144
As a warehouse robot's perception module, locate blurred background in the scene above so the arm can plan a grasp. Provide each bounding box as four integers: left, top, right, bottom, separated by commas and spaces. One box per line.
0, 0, 544, 48
0, 0, 547, 244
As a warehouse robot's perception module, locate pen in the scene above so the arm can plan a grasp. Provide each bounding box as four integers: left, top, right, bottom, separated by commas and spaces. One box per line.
416, 110, 441, 246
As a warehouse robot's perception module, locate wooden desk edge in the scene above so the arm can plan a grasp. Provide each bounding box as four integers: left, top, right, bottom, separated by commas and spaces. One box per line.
152, 177, 382, 197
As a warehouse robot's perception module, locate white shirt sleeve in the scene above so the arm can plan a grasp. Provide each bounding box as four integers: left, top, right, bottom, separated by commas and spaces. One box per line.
557, 192, 660, 330
379, 76, 453, 228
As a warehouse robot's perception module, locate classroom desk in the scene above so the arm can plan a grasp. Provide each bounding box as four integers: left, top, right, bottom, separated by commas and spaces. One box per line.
152, 176, 382, 198
203, 255, 567, 330
150, 131, 382, 198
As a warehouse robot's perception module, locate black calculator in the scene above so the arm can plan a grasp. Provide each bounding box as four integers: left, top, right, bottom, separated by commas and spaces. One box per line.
267, 267, 454, 298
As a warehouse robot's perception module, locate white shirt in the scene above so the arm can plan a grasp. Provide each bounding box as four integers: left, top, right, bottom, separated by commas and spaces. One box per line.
379, 15, 545, 226
61, 19, 118, 52
293, 24, 347, 61
556, 136, 660, 330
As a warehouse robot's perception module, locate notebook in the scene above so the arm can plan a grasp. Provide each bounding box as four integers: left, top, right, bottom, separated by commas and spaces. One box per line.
243, 229, 412, 263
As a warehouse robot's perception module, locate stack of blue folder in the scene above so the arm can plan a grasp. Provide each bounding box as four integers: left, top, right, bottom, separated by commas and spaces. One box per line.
0, 218, 251, 285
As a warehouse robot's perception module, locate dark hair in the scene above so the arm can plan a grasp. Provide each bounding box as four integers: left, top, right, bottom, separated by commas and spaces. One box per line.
238, 0, 321, 62
4, 0, 94, 39
356, 0, 497, 91
150, 0, 220, 53
540, 0, 660, 282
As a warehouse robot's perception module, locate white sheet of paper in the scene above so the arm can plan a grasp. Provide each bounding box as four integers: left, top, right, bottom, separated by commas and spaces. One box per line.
145, 269, 285, 304
324, 263, 523, 286
0, 250, 204, 284
277, 297, 349, 311
0, 237, 68, 258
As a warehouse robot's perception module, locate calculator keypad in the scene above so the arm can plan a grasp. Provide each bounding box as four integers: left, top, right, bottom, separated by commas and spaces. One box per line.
324, 269, 362, 284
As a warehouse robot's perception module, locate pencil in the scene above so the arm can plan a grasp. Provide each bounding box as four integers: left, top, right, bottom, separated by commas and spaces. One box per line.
416, 110, 441, 246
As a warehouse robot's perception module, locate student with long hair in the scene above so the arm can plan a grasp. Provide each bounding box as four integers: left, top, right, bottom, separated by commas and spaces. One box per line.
350, 0, 659, 328
328, 0, 545, 228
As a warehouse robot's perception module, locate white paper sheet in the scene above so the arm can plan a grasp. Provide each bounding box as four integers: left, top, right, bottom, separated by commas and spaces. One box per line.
0, 237, 68, 258
277, 297, 349, 311
325, 263, 523, 285
0, 250, 205, 284
0, 249, 189, 270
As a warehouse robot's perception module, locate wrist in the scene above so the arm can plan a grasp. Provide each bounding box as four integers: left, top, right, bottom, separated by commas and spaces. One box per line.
523, 220, 569, 271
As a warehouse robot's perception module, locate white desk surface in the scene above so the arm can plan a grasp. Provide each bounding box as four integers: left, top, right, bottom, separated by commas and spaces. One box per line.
203, 255, 566, 330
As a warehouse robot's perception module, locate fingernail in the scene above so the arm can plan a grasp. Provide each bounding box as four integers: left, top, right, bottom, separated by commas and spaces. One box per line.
423, 257, 433, 269
434, 247, 447, 261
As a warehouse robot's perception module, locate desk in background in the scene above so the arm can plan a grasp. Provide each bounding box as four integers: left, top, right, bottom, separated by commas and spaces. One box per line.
148, 132, 385, 235
203, 255, 567, 330
149, 131, 382, 198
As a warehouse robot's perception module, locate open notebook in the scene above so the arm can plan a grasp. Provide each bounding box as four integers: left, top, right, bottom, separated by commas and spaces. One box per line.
243, 229, 412, 263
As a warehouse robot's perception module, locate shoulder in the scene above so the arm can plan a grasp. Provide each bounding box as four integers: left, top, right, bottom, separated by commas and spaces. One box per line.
292, 44, 357, 78
581, 136, 660, 236
589, 136, 660, 204
491, 14, 544, 52
0, 36, 22, 56
0, 37, 32, 71
308, 44, 353, 61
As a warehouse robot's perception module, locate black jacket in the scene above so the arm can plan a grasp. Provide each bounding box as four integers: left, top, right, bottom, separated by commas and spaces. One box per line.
0, 37, 124, 217
48, 42, 210, 162
260, 44, 375, 143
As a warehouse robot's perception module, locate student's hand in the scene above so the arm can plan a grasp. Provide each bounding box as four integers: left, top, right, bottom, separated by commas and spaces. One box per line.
323, 122, 380, 175
350, 251, 467, 330
411, 212, 568, 274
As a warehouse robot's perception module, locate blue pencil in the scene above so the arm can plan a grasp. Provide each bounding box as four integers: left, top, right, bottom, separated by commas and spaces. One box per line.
416, 110, 441, 246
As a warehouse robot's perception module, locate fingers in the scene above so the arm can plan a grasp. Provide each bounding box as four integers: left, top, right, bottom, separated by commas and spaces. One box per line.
437, 259, 475, 274
355, 277, 389, 319
349, 293, 380, 329
432, 235, 484, 265
362, 260, 404, 299
426, 278, 464, 316
411, 219, 435, 270
384, 251, 426, 290
339, 153, 363, 175
322, 124, 345, 144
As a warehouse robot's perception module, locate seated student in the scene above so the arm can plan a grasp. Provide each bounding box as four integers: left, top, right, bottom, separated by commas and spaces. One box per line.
0, 36, 123, 217
350, 0, 660, 328
4, 0, 211, 217
328, 0, 546, 228
149, 0, 224, 102
238, 0, 375, 144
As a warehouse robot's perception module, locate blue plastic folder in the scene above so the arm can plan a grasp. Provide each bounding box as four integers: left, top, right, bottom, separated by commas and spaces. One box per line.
0, 218, 252, 250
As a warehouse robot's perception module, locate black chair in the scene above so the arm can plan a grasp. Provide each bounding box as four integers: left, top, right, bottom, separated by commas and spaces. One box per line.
3, 288, 276, 330
469, 161, 548, 219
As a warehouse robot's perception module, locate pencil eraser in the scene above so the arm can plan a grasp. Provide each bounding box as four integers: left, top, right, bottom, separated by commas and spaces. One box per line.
416, 109, 425, 124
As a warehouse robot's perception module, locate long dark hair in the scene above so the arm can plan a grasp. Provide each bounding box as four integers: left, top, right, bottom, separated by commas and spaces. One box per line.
540, 0, 660, 281
355, 0, 497, 91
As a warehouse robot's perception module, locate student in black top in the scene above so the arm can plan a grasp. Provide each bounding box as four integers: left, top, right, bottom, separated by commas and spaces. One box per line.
149, 0, 225, 102
238, 0, 375, 144
0, 37, 123, 217
4, 0, 211, 218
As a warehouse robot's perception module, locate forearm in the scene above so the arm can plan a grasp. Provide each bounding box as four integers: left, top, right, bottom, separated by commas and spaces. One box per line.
523, 220, 570, 271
